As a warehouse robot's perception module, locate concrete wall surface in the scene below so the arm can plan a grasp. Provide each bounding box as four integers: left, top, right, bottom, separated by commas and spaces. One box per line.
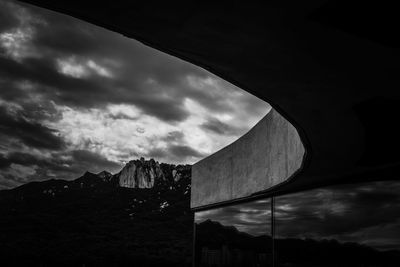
191, 109, 305, 208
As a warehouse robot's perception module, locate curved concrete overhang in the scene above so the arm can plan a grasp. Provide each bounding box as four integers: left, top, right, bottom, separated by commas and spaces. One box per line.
18, 1, 400, 203
191, 109, 305, 208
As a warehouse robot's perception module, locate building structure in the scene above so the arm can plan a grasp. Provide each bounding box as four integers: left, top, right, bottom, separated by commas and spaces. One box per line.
18, 1, 400, 266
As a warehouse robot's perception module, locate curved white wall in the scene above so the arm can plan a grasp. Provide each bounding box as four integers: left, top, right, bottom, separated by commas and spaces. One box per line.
191, 109, 305, 208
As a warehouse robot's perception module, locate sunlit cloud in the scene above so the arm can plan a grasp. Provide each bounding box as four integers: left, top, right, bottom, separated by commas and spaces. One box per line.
56, 57, 113, 78
0, 1, 44, 61
56, 57, 89, 78
0, 28, 36, 61
87, 59, 112, 77
46, 101, 235, 165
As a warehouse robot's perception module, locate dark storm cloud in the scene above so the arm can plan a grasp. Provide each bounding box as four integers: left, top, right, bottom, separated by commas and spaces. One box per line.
147, 143, 205, 163
0, 0, 193, 121
0, 79, 25, 101
0, 28, 189, 123
2, 151, 70, 172
0, 56, 114, 107
0, 153, 11, 169
0, 1, 19, 32
33, 9, 102, 56
107, 112, 138, 121
147, 147, 167, 159
71, 150, 122, 172
129, 95, 189, 122
0, 149, 122, 188
4, 151, 41, 166
168, 145, 205, 159
0, 0, 267, 122
201, 117, 245, 136
146, 131, 203, 162
162, 131, 185, 143
0, 105, 65, 150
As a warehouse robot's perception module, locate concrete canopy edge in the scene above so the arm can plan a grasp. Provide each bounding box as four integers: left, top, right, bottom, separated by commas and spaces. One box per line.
191, 109, 305, 208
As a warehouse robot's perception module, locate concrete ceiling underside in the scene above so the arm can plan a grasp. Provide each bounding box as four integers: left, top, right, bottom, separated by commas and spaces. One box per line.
19, 0, 400, 195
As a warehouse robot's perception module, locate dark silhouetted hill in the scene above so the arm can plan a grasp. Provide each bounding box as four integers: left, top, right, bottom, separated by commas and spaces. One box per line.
0, 158, 193, 267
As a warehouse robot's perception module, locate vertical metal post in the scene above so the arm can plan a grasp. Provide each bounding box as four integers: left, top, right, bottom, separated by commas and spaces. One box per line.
271, 197, 275, 267
192, 216, 196, 267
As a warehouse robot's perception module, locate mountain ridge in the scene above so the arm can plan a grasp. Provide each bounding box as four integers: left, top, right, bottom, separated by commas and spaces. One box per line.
0, 157, 191, 194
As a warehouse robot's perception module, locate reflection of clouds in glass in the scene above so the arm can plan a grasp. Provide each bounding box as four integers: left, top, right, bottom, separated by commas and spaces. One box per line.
275, 181, 400, 251
195, 199, 270, 236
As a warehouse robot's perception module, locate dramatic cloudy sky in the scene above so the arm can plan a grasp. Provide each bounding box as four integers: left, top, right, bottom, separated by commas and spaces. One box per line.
0, 0, 269, 189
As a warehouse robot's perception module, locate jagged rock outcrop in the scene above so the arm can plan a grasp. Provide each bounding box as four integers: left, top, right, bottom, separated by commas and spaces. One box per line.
113, 157, 165, 188
20, 158, 191, 191
172, 164, 191, 182
172, 169, 180, 181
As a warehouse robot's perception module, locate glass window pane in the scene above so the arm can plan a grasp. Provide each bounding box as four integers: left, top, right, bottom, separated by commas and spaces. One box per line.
194, 198, 272, 267
275, 180, 400, 267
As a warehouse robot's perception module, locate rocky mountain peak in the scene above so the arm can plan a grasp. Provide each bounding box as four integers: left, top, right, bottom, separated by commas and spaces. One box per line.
115, 157, 165, 188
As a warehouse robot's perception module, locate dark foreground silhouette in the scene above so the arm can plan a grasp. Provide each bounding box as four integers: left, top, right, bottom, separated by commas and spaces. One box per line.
195, 220, 272, 267
0, 163, 192, 267
195, 220, 400, 267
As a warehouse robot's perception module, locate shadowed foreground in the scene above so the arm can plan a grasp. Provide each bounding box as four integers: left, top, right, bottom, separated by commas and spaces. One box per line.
0, 164, 193, 266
